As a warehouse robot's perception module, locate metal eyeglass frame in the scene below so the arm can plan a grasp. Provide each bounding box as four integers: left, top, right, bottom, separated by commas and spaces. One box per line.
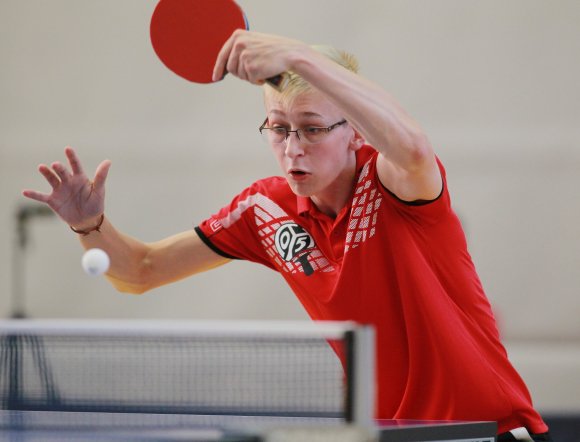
259, 118, 347, 144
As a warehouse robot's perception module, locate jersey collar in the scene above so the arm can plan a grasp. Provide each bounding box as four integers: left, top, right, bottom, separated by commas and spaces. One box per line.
297, 145, 375, 218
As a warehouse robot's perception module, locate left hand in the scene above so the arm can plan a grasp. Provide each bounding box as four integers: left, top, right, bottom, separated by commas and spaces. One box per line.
212, 30, 306, 85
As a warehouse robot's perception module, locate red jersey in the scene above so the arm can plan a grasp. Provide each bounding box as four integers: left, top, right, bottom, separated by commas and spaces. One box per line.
196, 145, 547, 434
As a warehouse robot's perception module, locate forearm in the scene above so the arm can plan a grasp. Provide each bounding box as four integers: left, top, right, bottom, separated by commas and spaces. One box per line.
74, 216, 230, 294
74, 216, 153, 293
290, 48, 433, 171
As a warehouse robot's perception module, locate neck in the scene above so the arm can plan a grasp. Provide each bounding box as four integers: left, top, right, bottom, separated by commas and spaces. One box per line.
310, 164, 357, 218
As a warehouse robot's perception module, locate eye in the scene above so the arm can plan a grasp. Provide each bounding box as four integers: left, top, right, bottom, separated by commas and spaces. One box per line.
271, 127, 288, 135
303, 127, 325, 135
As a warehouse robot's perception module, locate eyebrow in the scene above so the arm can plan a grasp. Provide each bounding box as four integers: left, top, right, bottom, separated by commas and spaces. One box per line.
268, 110, 325, 119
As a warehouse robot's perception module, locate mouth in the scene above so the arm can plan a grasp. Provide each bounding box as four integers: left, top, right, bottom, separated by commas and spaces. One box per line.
288, 169, 310, 180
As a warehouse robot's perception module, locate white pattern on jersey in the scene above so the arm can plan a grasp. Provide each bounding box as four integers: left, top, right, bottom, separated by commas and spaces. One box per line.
218, 192, 335, 275
345, 160, 383, 254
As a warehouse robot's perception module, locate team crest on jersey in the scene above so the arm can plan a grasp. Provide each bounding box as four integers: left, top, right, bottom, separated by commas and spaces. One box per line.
218, 191, 334, 275
274, 223, 316, 276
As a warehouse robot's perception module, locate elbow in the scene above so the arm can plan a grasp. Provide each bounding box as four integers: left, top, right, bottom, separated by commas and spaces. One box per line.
107, 256, 155, 295
404, 130, 433, 172
109, 277, 151, 295
119, 283, 150, 295
377, 118, 433, 173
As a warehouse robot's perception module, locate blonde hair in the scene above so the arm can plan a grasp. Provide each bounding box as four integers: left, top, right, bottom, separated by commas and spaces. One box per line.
264, 45, 359, 103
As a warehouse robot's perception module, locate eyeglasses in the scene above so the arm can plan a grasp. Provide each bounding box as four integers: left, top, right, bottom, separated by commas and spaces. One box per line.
259, 118, 347, 145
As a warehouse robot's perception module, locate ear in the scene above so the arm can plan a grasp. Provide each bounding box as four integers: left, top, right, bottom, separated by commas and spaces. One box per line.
348, 127, 366, 152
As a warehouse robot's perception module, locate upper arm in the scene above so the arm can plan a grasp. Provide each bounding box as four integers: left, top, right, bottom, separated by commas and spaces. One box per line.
375, 149, 443, 203
112, 230, 231, 293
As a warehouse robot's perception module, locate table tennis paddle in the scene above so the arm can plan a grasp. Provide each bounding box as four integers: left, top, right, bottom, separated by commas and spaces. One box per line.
150, 0, 288, 91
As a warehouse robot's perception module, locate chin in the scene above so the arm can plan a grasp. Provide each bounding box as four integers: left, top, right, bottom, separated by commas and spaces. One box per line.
287, 181, 315, 198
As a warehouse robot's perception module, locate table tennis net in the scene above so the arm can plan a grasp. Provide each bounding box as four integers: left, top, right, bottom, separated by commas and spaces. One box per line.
0, 321, 374, 424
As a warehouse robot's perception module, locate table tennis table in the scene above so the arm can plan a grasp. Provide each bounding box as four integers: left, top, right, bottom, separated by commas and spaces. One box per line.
0, 410, 496, 441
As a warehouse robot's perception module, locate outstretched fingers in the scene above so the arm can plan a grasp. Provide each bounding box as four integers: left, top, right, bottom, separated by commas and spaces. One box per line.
22, 189, 51, 204
65, 145, 85, 175
21, 163, 61, 204
51, 161, 72, 184
38, 164, 62, 190
93, 160, 111, 193
22, 147, 111, 225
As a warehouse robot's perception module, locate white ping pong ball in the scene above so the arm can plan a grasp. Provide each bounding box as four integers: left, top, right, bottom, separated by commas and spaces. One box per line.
81, 248, 110, 276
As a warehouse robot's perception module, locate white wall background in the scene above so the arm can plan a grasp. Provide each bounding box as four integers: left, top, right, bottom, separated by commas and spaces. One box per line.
1, 0, 579, 414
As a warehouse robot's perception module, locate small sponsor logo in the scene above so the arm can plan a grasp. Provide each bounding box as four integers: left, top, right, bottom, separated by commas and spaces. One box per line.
209, 219, 222, 233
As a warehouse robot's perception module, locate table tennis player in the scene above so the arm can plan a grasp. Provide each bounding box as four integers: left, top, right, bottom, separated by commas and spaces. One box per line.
23, 30, 550, 441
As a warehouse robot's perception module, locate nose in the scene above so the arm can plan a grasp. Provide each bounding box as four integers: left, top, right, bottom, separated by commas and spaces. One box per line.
284, 132, 305, 159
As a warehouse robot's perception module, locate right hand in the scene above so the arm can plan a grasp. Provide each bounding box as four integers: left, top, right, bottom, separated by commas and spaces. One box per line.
212, 30, 304, 86
22, 146, 111, 229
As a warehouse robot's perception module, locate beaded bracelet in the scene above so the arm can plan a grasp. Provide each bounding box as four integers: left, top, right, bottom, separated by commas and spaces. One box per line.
70, 214, 105, 236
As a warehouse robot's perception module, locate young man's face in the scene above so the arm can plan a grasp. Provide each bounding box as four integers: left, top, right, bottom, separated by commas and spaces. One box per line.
263, 90, 361, 199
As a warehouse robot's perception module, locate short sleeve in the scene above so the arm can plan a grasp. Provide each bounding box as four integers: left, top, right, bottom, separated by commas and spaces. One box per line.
195, 182, 283, 270
379, 157, 452, 225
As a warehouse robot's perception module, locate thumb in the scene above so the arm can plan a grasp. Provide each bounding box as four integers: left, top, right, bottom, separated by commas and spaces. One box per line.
93, 160, 112, 192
